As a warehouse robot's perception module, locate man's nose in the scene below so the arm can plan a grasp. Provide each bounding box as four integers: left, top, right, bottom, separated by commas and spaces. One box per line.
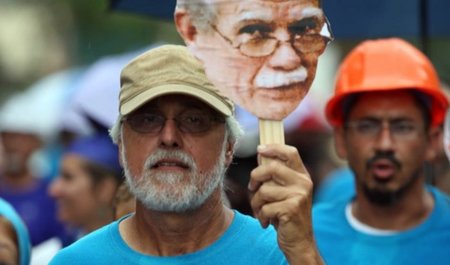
158, 119, 181, 148
374, 124, 395, 151
267, 37, 301, 70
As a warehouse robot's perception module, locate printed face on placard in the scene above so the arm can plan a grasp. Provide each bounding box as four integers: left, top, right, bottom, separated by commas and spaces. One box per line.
176, 0, 332, 120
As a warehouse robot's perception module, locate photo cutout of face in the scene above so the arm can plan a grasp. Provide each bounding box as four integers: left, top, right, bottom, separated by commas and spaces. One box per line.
176, 0, 332, 120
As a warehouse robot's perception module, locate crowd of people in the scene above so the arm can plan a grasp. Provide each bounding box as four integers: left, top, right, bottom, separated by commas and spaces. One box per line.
1, 0, 450, 264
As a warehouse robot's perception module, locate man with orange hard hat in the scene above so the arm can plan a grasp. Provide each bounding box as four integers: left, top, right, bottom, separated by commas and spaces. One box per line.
312, 38, 450, 264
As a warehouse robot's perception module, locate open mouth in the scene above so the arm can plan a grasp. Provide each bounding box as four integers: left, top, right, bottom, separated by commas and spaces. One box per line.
370, 160, 397, 181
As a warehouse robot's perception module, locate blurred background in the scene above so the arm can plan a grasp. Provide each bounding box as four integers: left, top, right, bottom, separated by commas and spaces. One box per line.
1, 0, 449, 135
0, 0, 182, 100
1, 0, 449, 100
0, 1, 449, 263
1, 0, 449, 207
1, 0, 450, 227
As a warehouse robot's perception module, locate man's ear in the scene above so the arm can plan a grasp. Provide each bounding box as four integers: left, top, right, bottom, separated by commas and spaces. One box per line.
174, 8, 197, 45
425, 126, 442, 162
334, 127, 348, 160
224, 141, 234, 167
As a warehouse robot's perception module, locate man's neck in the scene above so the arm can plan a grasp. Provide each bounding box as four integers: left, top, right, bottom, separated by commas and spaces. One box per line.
83, 208, 115, 235
119, 190, 234, 256
352, 185, 434, 231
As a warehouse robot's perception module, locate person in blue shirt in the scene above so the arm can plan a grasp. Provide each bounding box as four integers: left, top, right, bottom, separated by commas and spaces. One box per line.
50, 45, 324, 264
313, 38, 450, 265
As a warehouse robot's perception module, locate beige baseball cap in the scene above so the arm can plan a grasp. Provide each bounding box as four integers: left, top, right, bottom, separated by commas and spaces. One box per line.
119, 45, 234, 117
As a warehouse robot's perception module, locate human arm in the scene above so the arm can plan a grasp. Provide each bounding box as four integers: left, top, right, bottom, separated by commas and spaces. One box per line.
248, 144, 324, 265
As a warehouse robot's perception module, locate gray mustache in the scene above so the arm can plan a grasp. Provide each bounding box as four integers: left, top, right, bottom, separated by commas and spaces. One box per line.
144, 149, 196, 170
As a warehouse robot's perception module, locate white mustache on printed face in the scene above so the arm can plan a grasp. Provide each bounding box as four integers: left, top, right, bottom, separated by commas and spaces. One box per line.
254, 66, 308, 89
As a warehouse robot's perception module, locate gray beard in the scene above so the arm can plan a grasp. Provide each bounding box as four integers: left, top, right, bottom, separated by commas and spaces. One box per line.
121, 141, 227, 213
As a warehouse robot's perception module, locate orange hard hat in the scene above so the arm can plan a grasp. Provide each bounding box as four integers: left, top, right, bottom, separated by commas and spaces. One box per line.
325, 38, 449, 127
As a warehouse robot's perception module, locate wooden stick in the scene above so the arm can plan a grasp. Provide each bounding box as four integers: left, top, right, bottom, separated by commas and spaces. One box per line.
259, 119, 284, 165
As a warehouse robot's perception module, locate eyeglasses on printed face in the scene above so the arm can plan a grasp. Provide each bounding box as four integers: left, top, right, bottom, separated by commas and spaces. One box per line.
344, 119, 422, 140
210, 16, 334, 58
123, 110, 225, 134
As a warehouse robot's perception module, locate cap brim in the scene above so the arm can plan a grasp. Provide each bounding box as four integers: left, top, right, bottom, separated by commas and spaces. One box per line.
120, 84, 232, 117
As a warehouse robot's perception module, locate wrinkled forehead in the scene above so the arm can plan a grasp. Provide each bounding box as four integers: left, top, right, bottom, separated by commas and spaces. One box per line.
211, 0, 323, 28
206, 0, 319, 5
210, 0, 321, 18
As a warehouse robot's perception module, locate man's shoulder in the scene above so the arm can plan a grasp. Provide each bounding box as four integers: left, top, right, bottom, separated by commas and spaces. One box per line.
233, 211, 277, 237
229, 211, 281, 248
313, 200, 347, 218
312, 200, 348, 233
314, 167, 355, 204
431, 186, 450, 204
49, 222, 117, 264
429, 187, 450, 225
223, 211, 286, 264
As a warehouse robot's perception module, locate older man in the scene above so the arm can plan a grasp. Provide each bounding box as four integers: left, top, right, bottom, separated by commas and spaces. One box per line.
313, 38, 450, 264
175, 0, 332, 120
50, 45, 323, 264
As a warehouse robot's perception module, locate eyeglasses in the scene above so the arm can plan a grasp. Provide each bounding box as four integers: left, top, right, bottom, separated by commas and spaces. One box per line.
210, 16, 334, 58
122, 110, 225, 134
345, 119, 422, 140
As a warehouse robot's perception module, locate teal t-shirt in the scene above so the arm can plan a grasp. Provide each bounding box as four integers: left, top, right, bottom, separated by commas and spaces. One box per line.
50, 210, 286, 264
313, 187, 450, 265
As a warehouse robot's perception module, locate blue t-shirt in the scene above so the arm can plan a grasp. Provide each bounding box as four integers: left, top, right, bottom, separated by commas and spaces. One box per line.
313, 187, 450, 265
50, 211, 287, 265
313, 167, 355, 204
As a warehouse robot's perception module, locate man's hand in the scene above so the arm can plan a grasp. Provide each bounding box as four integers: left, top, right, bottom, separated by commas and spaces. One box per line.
248, 144, 323, 265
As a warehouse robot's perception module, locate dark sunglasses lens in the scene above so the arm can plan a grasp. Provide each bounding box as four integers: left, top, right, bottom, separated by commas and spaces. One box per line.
125, 112, 224, 134
178, 112, 213, 133
127, 114, 163, 133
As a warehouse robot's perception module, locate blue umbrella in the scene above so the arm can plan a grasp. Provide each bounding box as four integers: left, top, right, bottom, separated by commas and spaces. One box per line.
109, 0, 450, 39
322, 0, 450, 54
109, 0, 175, 20
323, 0, 450, 39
